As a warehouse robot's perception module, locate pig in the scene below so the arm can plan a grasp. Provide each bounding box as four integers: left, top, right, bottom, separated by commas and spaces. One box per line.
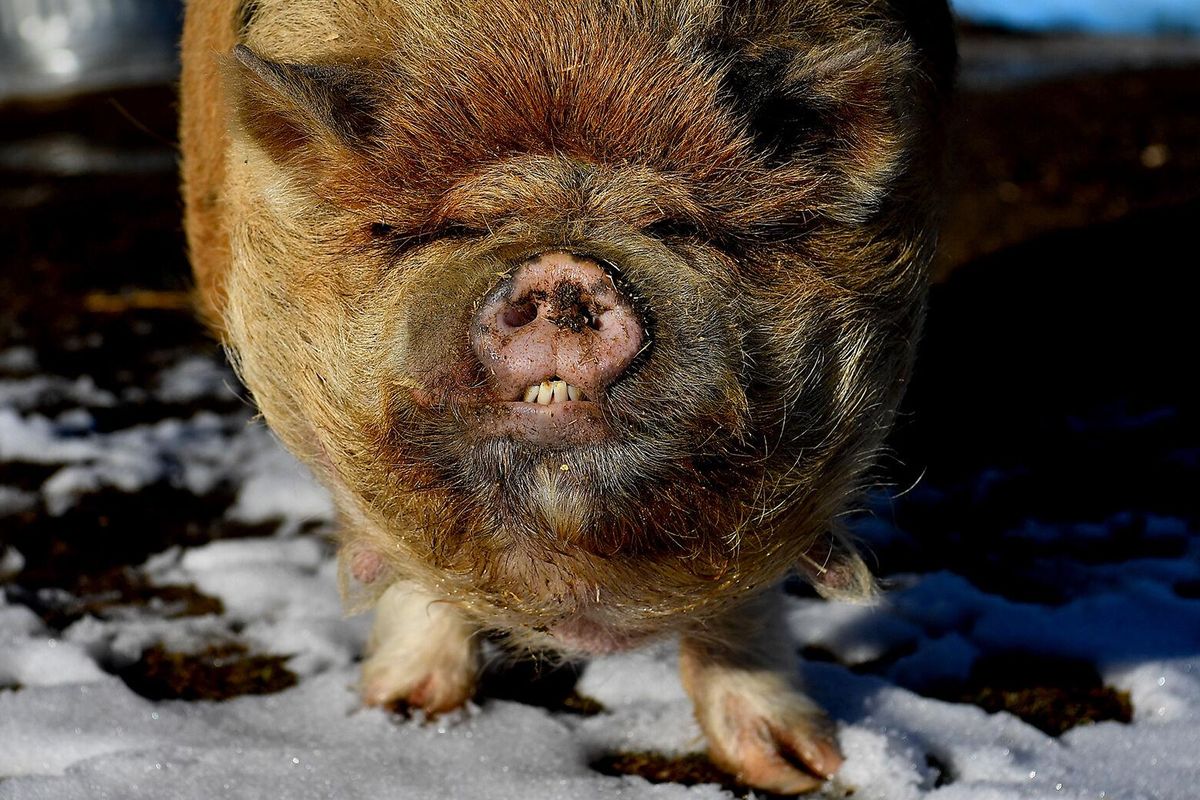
180, 0, 954, 793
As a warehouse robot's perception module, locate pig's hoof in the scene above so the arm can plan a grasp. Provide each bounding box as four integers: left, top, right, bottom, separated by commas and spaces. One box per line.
696, 677, 843, 795
360, 648, 476, 716
360, 583, 479, 716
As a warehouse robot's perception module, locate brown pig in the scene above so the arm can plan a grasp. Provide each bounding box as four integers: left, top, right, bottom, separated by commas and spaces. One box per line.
181, 1, 954, 794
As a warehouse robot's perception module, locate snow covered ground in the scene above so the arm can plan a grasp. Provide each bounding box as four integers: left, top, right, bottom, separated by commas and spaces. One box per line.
0, 341, 1196, 800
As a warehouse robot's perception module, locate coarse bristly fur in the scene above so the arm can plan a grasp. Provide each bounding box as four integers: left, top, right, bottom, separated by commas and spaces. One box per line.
181, 0, 954, 792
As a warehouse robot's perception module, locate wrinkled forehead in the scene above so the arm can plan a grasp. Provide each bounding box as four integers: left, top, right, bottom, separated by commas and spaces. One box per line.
245, 3, 745, 153
400, 24, 741, 156
296, 15, 769, 226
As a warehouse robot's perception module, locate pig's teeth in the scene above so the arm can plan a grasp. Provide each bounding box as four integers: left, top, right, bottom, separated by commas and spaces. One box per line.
522, 382, 588, 403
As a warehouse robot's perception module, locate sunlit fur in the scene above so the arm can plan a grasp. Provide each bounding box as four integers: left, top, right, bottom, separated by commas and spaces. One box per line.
182, 0, 954, 651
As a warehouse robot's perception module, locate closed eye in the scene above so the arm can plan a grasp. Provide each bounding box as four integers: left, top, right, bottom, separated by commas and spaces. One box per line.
369, 221, 485, 256
643, 217, 705, 241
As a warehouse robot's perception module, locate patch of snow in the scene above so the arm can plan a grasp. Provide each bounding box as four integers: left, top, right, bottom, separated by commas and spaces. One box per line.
0, 638, 109, 689
970, 583, 1200, 665
154, 356, 239, 404
0, 486, 37, 517
835, 727, 931, 800
576, 644, 703, 755
887, 632, 980, 691
0, 407, 330, 526
0, 667, 719, 799
1106, 660, 1200, 724
225, 437, 332, 529
785, 595, 925, 665
0, 409, 102, 466
0, 347, 37, 374
0, 376, 116, 411
0, 546, 26, 580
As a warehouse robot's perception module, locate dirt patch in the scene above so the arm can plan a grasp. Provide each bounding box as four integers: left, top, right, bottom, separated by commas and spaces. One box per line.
5, 484, 272, 581
1, 482, 279, 630
803, 645, 1133, 738
938, 65, 1200, 278
0, 462, 62, 492
7, 567, 223, 631
929, 653, 1133, 737
116, 642, 298, 702
591, 752, 748, 796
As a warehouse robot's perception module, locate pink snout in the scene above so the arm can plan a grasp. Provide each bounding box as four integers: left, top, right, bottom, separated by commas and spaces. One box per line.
471, 252, 644, 402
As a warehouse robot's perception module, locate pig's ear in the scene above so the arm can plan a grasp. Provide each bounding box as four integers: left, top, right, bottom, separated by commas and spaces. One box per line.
226, 44, 381, 164
722, 36, 913, 211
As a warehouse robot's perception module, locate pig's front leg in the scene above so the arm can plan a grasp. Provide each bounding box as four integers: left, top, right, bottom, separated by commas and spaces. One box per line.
680, 591, 843, 795
361, 581, 480, 715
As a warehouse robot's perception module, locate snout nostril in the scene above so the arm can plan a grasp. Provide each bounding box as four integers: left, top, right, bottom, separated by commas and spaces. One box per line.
502, 300, 538, 329
470, 252, 646, 403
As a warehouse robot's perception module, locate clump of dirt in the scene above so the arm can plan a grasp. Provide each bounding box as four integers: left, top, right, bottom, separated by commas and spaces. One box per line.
116, 643, 297, 702
547, 283, 596, 332
931, 652, 1133, 736
591, 752, 747, 796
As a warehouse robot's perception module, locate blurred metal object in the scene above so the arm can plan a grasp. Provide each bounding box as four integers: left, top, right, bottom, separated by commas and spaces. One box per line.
0, 0, 183, 103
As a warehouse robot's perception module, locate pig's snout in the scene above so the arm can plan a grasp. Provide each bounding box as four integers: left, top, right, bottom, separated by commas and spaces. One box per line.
471, 252, 644, 403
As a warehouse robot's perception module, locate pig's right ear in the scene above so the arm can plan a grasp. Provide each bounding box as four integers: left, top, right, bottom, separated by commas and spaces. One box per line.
225, 44, 381, 166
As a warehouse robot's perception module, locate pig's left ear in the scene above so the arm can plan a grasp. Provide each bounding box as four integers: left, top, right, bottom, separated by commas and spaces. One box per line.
226, 44, 382, 166
722, 34, 917, 218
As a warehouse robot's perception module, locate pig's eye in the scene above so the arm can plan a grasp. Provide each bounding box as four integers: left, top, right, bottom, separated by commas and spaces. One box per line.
369, 221, 485, 256
438, 223, 486, 240
644, 217, 704, 241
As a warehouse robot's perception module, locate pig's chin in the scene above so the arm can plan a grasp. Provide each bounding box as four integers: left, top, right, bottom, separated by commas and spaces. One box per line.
474, 400, 609, 446
387, 362, 758, 564
453, 429, 646, 513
